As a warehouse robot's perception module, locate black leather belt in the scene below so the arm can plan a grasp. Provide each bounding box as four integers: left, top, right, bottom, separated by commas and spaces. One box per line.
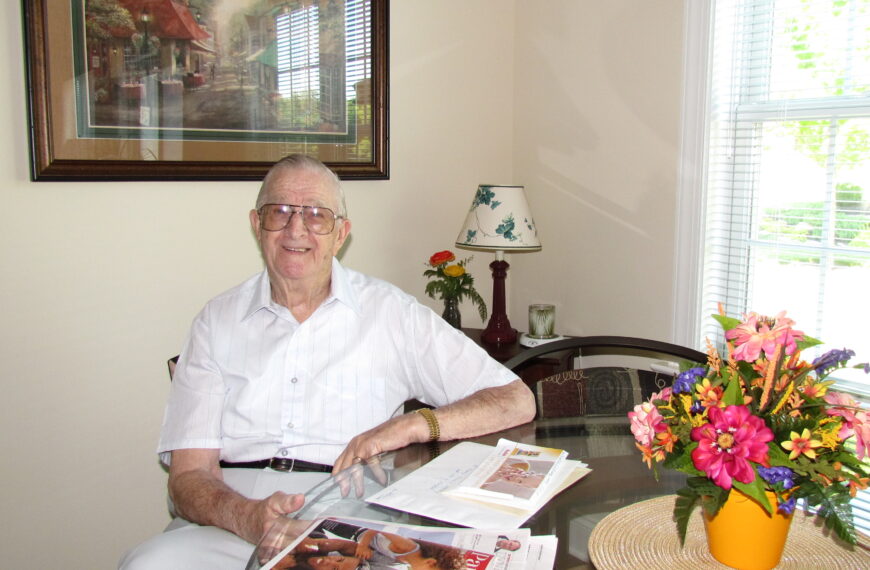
219, 457, 333, 473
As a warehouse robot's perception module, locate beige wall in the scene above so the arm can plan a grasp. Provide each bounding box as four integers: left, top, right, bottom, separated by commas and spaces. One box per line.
0, 1, 684, 567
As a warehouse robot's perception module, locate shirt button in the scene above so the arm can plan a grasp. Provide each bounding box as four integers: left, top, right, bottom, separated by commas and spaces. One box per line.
287, 422, 295, 429
280, 449, 288, 457
291, 377, 298, 383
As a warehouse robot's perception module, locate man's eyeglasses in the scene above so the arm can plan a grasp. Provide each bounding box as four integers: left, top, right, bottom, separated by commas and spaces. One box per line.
258, 203, 341, 235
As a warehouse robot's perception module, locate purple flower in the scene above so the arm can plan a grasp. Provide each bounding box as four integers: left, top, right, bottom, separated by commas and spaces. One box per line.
690, 401, 705, 415
758, 466, 796, 490
813, 348, 855, 375
777, 495, 797, 515
673, 367, 706, 394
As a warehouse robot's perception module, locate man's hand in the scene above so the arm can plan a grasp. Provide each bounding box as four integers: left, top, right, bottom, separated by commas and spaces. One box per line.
168, 449, 305, 544
333, 413, 424, 474
332, 379, 535, 473
238, 491, 305, 544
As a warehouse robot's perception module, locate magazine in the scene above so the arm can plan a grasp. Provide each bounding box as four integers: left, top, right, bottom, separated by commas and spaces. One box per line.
443, 439, 568, 508
257, 515, 545, 570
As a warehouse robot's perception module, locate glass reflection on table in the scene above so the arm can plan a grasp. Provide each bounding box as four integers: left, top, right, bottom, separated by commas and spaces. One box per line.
248, 415, 684, 570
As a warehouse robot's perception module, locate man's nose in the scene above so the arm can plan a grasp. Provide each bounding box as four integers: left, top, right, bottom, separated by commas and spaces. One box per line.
284, 209, 309, 236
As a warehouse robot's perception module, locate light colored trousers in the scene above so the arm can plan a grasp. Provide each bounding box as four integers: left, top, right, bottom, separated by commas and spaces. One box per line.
118, 469, 330, 570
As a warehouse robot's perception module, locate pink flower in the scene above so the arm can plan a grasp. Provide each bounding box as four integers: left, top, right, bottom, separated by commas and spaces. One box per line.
825, 391, 870, 460
726, 313, 771, 362
629, 402, 665, 447
726, 311, 804, 362
650, 387, 672, 403
770, 311, 804, 357
691, 405, 774, 489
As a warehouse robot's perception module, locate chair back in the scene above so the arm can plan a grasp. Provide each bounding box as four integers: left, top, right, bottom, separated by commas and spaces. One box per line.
504, 336, 706, 419
167, 355, 179, 381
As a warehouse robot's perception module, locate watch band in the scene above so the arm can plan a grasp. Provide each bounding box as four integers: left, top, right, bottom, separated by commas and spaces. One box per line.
415, 407, 440, 442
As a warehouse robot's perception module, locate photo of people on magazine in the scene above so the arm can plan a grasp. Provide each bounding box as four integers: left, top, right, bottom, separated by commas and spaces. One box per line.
480, 457, 548, 500
266, 518, 495, 570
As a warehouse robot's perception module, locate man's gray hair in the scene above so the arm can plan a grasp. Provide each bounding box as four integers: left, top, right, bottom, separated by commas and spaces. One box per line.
255, 154, 347, 217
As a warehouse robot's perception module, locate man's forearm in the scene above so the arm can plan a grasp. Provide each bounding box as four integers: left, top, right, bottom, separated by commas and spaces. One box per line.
169, 468, 257, 540
332, 379, 536, 473
432, 379, 535, 441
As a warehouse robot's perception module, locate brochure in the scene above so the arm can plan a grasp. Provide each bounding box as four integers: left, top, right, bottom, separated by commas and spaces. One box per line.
366, 441, 590, 528
257, 515, 544, 570
443, 439, 568, 508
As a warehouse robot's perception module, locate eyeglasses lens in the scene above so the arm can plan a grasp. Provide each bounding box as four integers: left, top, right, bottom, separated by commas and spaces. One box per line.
260, 204, 336, 234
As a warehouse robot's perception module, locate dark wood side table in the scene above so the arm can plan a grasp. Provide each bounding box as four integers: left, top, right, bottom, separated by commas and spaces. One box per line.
462, 328, 578, 390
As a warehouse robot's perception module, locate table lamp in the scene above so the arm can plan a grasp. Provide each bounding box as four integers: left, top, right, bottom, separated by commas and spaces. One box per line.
455, 184, 541, 345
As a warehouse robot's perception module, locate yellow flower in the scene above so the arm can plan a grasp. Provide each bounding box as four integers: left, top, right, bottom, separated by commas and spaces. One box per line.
781, 428, 823, 460
818, 419, 843, 450
443, 264, 466, 277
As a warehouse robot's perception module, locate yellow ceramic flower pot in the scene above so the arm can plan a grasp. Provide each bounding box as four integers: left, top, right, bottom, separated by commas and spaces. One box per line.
703, 489, 793, 570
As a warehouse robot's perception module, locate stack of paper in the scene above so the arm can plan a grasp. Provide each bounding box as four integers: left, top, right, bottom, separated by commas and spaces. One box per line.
366, 440, 590, 529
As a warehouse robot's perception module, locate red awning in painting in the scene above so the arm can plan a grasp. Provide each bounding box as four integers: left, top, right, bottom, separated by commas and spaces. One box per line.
114, 0, 210, 40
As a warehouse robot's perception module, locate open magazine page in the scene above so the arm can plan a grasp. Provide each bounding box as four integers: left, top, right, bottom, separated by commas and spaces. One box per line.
259, 516, 534, 570
443, 439, 568, 508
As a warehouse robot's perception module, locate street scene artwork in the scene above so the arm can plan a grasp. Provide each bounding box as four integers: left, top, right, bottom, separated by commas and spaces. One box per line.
77, 0, 373, 147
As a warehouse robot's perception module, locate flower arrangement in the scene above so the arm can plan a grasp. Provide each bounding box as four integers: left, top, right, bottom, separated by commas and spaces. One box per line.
630, 307, 870, 545
423, 250, 487, 322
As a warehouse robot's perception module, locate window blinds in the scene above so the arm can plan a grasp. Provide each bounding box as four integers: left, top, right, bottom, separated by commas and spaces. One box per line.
701, 0, 870, 535
701, 0, 870, 393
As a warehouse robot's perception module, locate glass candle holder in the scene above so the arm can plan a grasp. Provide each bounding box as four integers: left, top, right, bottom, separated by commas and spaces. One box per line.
528, 304, 556, 338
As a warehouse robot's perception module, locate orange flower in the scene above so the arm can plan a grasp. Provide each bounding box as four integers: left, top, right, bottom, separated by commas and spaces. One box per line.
695, 378, 724, 409
656, 428, 678, 453
781, 428, 823, 460
429, 250, 455, 266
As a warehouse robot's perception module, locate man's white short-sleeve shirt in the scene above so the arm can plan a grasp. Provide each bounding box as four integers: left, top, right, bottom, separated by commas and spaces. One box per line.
158, 259, 517, 466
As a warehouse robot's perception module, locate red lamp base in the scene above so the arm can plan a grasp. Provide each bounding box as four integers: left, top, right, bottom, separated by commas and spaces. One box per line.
480, 257, 517, 345
481, 319, 517, 345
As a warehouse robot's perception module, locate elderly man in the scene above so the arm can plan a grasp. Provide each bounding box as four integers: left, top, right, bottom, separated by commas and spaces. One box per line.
120, 155, 535, 569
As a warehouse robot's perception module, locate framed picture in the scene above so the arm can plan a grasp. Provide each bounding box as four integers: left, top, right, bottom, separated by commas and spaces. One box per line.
22, 0, 388, 181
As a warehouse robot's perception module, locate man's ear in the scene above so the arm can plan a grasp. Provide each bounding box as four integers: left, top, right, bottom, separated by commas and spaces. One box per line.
333, 217, 352, 253
249, 209, 260, 234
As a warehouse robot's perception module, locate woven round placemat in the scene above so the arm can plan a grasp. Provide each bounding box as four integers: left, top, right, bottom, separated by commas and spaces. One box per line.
589, 495, 870, 569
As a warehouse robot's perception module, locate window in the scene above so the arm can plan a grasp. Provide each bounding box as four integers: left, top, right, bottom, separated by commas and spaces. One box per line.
698, 0, 870, 397
692, 0, 870, 535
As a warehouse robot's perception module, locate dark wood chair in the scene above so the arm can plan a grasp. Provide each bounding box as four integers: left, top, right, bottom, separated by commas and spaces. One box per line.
503, 336, 707, 419
167, 355, 179, 380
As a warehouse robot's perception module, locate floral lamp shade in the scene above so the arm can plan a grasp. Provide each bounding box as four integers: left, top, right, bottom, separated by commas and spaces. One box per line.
454, 185, 542, 252
455, 184, 540, 345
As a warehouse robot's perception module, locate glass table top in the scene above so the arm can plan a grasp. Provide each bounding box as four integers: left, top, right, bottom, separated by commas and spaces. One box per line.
247, 415, 684, 569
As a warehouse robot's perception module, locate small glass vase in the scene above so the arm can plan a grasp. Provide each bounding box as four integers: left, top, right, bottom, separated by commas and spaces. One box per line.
442, 297, 461, 329
703, 489, 793, 570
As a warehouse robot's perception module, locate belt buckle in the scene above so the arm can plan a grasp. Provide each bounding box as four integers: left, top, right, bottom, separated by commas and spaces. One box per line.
268, 457, 295, 472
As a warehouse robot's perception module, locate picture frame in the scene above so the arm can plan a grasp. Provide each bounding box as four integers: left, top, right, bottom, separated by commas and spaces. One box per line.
22, 0, 389, 181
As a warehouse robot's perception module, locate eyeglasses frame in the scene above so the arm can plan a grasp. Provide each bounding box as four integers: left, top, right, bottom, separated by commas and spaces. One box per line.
257, 203, 343, 235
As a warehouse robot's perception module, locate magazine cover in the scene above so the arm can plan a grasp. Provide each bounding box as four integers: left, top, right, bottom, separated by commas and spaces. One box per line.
258, 516, 531, 570
444, 439, 568, 507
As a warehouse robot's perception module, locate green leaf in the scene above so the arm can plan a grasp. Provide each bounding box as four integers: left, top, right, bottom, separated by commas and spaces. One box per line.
722, 369, 743, 406
733, 478, 772, 514
796, 335, 822, 351
664, 446, 703, 476
674, 487, 701, 546
688, 477, 728, 515
712, 314, 741, 332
